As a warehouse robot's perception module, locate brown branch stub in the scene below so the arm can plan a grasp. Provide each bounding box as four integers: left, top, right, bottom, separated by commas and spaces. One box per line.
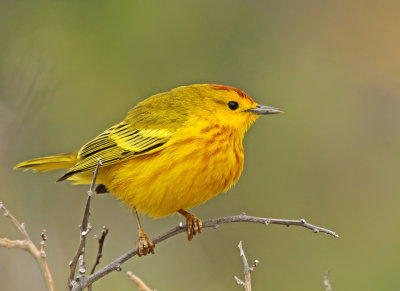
67, 158, 102, 290
40, 230, 48, 254
0, 202, 55, 291
126, 271, 154, 291
324, 270, 333, 291
71, 213, 338, 290
235, 241, 259, 291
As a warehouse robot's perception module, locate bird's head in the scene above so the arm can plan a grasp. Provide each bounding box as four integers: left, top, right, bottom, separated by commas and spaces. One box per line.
173, 84, 283, 134
130, 84, 283, 135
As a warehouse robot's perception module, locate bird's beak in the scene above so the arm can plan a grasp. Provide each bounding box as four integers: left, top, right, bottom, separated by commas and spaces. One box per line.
247, 105, 284, 115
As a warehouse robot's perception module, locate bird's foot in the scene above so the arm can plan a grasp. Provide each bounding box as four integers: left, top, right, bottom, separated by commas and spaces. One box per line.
138, 229, 155, 257
178, 209, 202, 241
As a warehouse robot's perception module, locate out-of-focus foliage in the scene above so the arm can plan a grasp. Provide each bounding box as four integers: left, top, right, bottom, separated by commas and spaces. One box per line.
1, 1, 400, 290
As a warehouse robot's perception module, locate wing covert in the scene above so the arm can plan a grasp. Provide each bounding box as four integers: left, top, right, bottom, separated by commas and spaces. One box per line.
57, 122, 172, 181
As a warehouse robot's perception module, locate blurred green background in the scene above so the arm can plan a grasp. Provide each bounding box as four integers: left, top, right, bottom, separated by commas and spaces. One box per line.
1, 0, 400, 290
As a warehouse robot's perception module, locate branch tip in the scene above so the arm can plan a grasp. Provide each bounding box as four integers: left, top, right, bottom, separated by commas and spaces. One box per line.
324, 270, 332, 291
252, 259, 260, 269
126, 271, 154, 291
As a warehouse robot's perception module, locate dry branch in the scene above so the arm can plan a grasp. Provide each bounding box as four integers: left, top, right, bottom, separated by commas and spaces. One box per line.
88, 226, 109, 291
71, 213, 338, 290
90, 226, 109, 275
234, 241, 259, 291
126, 271, 155, 291
67, 158, 102, 290
324, 270, 332, 291
0, 202, 55, 291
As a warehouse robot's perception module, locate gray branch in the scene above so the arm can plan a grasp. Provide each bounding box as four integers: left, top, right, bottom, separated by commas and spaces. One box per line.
71, 213, 338, 290
235, 240, 257, 290
67, 158, 102, 290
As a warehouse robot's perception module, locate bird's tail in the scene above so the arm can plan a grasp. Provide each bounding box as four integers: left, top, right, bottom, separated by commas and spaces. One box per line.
14, 152, 78, 173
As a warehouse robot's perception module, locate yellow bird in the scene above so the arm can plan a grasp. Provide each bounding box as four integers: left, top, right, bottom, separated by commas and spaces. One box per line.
14, 84, 282, 256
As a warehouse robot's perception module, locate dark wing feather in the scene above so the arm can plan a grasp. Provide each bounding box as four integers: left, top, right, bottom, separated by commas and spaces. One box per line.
57, 122, 171, 181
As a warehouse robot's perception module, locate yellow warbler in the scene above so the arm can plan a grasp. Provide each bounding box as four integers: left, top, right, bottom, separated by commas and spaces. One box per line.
14, 84, 282, 256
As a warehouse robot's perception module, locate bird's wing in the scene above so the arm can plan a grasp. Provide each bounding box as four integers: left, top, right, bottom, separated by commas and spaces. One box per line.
57, 121, 171, 181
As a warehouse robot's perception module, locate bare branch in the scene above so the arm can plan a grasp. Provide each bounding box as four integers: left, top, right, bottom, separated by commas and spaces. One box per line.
324, 270, 332, 291
0, 201, 31, 240
90, 226, 109, 275
87, 226, 109, 291
39, 230, 54, 290
0, 237, 37, 253
235, 241, 259, 291
0, 202, 55, 291
67, 158, 102, 290
126, 271, 154, 291
238, 241, 250, 274
71, 213, 338, 290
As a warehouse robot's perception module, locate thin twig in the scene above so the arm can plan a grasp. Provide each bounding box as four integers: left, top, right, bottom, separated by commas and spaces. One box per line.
39, 230, 55, 290
90, 226, 109, 275
71, 213, 338, 290
126, 271, 154, 291
0, 202, 55, 291
87, 226, 109, 291
0, 202, 31, 240
235, 241, 259, 291
234, 276, 246, 288
324, 270, 332, 291
67, 158, 102, 290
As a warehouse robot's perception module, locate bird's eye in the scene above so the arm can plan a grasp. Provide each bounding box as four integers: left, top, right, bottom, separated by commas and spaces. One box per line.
228, 101, 239, 111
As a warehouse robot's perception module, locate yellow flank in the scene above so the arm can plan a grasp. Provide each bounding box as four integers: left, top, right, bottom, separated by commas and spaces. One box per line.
14, 84, 282, 218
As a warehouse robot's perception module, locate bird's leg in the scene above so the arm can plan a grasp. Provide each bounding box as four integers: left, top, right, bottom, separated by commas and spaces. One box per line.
178, 209, 203, 241
132, 207, 155, 257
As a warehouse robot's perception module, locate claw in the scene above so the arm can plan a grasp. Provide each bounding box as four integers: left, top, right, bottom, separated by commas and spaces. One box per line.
138, 230, 155, 257
178, 209, 203, 241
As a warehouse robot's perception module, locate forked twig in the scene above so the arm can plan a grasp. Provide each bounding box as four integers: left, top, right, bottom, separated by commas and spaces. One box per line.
71, 212, 338, 290
0, 202, 55, 291
67, 158, 102, 290
234, 241, 259, 291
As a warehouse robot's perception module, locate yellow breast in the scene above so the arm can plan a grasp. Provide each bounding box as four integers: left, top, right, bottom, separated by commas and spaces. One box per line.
106, 124, 245, 218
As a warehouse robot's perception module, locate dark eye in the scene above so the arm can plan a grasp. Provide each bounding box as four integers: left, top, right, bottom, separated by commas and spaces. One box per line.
228, 101, 239, 111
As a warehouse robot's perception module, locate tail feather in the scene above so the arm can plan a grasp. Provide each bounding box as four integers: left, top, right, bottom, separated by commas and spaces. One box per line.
56, 170, 80, 182
14, 152, 78, 173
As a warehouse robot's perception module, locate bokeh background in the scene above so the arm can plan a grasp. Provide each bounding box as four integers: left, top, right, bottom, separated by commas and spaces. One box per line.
1, 1, 400, 290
